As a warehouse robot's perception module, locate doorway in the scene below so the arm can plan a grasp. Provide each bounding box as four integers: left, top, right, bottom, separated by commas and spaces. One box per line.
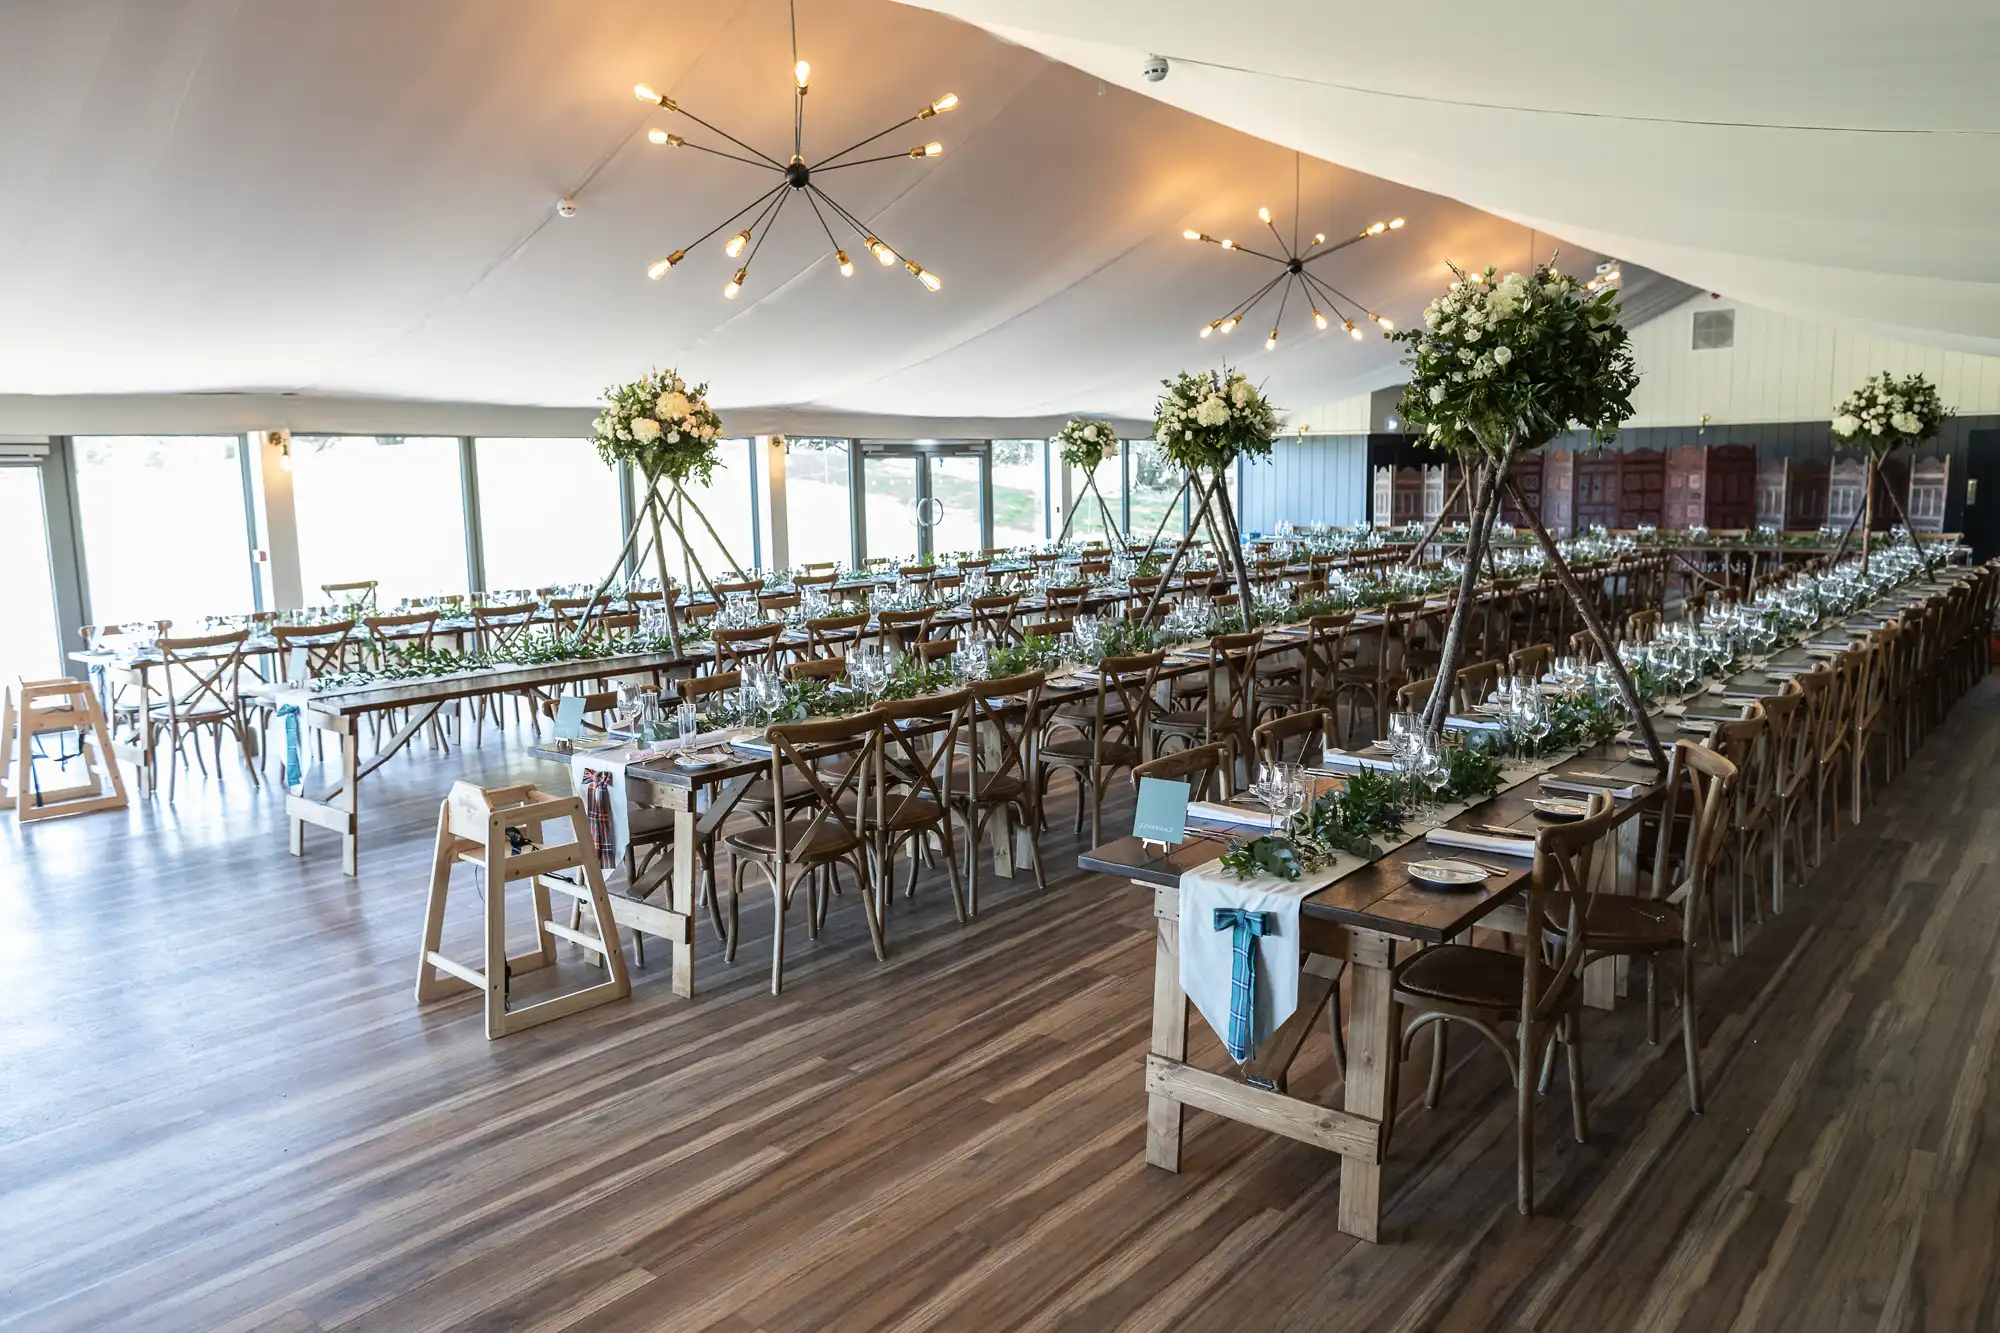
857, 443, 990, 563
0, 461, 65, 685
1964, 431, 2000, 563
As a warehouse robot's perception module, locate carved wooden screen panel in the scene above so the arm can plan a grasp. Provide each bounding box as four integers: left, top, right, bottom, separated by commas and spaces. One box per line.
1372, 465, 1394, 527
1827, 457, 1866, 527
1541, 450, 1575, 535
1617, 449, 1664, 529
1392, 467, 1424, 525
1755, 456, 1788, 530
1499, 454, 1543, 527
1787, 460, 1830, 530
1664, 445, 1705, 529
1706, 445, 1757, 529
1908, 455, 1949, 532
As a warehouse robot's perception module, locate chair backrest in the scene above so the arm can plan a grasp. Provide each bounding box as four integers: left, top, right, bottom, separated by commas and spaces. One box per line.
785, 656, 847, 684
874, 687, 971, 833
1527, 792, 1620, 1023
1378, 599, 1426, 681
712, 578, 762, 598
472, 602, 539, 653
1454, 659, 1502, 712
1568, 629, 1599, 663
1301, 612, 1356, 706
1650, 741, 1737, 944
759, 592, 801, 617
677, 670, 740, 709
1625, 608, 1662, 645
970, 594, 1022, 644
158, 630, 251, 718
1395, 676, 1436, 715
1078, 558, 1111, 580
1043, 585, 1089, 617
1132, 741, 1232, 801
1080, 650, 1168, 766
1023, 617, 1072, 640
273, 620, 357, 676
321, 580, 378, 607
1708, 707, 1770, 821
965, 669, 1046, 807
1759, 687, 1811, 800
547, 597, 597, 632
793, 571, 839, 594
764, 709, 880, 864
1253, 708, 1327, 772
875, 608, 937, 654
1197, 630, 1264, 754
806, 613, 871, 657
1508, 642, 1555, 680
362, 610, 438, 658
711, 622, 784, 674
538, 690, 619, 728
914, 637, 960, 666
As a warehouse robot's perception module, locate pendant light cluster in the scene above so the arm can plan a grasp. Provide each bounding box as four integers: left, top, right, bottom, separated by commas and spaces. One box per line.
1184, 158, 1407, 350
635, 0, 956, 300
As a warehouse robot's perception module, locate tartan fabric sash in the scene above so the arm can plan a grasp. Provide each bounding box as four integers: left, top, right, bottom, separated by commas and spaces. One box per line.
1214, 906, 1273, 1063
580, 768, 617, 868
277, 705, 302, 789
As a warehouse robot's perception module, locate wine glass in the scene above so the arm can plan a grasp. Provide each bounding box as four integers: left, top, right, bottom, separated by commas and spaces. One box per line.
1254, 761, 1302, 833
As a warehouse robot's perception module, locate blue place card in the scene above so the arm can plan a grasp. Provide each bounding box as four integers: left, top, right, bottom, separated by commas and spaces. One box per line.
1133, 776, 1191, 845
552, 696, 588, 740
286, 647, 310, 683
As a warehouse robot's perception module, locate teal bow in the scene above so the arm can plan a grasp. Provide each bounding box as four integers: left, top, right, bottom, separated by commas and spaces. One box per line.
1214, 906, 1272, 1062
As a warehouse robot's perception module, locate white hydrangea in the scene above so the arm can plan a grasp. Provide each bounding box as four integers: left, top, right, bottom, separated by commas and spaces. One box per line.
631, 417, 662, 441
1195, 395, 1230, 427
1832, 413, 1859, 436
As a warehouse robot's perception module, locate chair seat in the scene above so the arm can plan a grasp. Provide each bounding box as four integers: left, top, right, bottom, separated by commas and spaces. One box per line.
864, 797, 945, 832
723, 818, 860, 860
961, 773, 1026, 804
1542, 892, 1683, 952
1040, 737, 1138, 766
1392, 942, 1575, 1012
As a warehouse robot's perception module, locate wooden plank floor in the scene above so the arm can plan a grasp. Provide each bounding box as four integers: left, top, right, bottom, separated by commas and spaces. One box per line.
4, 688, 2000, 1333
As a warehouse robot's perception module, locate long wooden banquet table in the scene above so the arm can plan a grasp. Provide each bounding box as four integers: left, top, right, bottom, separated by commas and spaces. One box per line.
1078, 561, 1983, 1244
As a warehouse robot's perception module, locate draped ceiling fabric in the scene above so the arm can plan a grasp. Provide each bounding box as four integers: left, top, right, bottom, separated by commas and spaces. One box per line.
0, 0, 1612, 433
898, 0, 2000, 359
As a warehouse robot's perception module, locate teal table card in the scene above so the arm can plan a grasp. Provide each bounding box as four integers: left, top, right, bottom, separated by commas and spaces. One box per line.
286, 647, 310, 683
1133, 776, 1191, 845
553, 696, 588, 741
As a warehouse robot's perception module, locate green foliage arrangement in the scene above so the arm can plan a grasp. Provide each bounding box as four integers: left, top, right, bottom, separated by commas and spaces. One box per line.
1055, 418, 1121, 473
591, 367, 726, 484
1831, 371, 1951, 455
1154, 368, 1280, 471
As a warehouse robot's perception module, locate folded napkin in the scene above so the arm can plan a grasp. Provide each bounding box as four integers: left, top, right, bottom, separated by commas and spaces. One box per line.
1317, 750, 1399, 773
1425, 827, 1537, 859
571, 750, 634, 868
1444, 714, 1506, 733
1187, 799, 1279, 829
1541, 773, 1644, 800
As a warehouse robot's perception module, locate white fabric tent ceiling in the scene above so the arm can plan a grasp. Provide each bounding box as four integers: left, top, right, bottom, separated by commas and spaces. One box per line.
0, 0, 1609, 432
901, 0, 2000, 358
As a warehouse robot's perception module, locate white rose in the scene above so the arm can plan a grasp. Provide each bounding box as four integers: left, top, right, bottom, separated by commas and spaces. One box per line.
1429, 385, 1446, 404
631, 417, 662, 441
1230, 380, 1253, 407
1458, 348, 1475, 364
1465, 328, 1481, 343
1832, 414, 1859, 436
666, 430, 681, 443
1493, 346, 1513, 366
1183, 429, 1193, 440
1082, 424, 1098, 441
1892, 412, 1920, 435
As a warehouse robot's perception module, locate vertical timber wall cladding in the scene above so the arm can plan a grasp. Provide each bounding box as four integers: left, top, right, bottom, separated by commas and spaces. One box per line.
1235, 434, 1368, 533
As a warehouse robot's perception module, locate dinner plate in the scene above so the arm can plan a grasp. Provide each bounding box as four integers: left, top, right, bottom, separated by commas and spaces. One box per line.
1528, 796, 1591, 820
673, 751, 725, 769
1407, 858, 1490, 887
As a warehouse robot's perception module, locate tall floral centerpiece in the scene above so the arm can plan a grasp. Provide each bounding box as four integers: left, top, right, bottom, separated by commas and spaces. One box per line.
1141, 368, 1279, 624
575, 368, 734, 648
1389, 261, 1658, 759
1829, 371, 1952, 574
1054, 417, 1124, 544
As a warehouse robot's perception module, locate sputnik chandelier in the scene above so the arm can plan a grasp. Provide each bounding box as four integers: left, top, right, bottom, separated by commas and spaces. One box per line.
634, 0, 956, 299
1183, 157, 1406, 349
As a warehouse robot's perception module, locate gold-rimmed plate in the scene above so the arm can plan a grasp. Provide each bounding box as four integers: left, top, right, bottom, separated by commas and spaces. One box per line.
1407, 858, 1490, 887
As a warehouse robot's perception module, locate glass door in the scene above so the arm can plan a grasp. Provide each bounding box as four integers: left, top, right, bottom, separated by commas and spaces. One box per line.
858, 444, 990, 563
0, 464, 63, 686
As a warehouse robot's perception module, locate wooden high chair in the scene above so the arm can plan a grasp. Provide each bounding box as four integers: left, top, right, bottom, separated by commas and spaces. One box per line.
415, 781, 630, 1039
2, 678, 129, 823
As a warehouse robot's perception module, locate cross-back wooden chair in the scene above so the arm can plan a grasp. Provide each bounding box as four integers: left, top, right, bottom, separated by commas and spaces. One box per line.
1022, 617, 1072, 641
546, 598, 597, 633
1508, 642, 1555, 681
1131, 741, 1232, 802
1038, 649, 1166, 846
1077, 558, 1112, 580
1813, 645, 1861, 858
1549, 743, 1735, 1113
1332, 598, 1423, 743
805, 613, 870, 660
1257, 612, 1356, 736
870, 688, 971, 925
1252, 708, 1328, 771
953, 669, 1048, 914
1454, 659, 1503, 712
1625, 608, 1662, 644
1152, 629, 1262, 777
246, 620, 356, 765
711, 622, 785, 676
321, 580, 378, 610
785, 656, 847, 685
1707, 706, 1771, 955
711, 578, 761, 599
149, 630, 260, 801
1850, 627, 1894, 822
793, 571, 839, 597
874, 608, 937, 656
468, 602, 541, 743
79, 621, 173, 739
913, 637, 961, 667
1759, 686, 1812, 913
758, 592, 801, 620
1392, 791, 1617, 1216
1042, 585, 1089, 619
1568, 629, 1599, 663
724, 709, 883, 994
969, 593, 1023, 645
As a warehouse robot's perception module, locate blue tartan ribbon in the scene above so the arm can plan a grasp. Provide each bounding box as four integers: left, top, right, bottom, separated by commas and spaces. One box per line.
277, 704, 302, 789
1214, 906, 1273, 1062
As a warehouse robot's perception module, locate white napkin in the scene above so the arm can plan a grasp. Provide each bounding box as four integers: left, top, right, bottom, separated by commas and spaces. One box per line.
1425, 827, 1537, 858
1317, 751, 1399, 773
1444, 714, 1506, 733
571, 749, 633, 866
1186, 799, 1278, 829
1541, 774, 1644, 800
1178, 860, 1324, 1064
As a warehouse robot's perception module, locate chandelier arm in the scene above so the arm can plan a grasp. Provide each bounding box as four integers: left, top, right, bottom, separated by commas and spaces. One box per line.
812, 151, 931, 172
810, 185, 896, 252
1304, 272, 1376, 313
1222, 271, 1288, 323
1271, 274, 1293, 331
740, 187, 792, 271
668, 106, 790, 170
812, 114, 923, 170
1220, 242, 1286, 264
1264, 217, 1292, 256
1300, 270, 1366, 326
1300, 232, 1369, 263
672, 182, 789, 260
791, 0, 803, 159
802, 185, 843, 250
672, 139, 786, 172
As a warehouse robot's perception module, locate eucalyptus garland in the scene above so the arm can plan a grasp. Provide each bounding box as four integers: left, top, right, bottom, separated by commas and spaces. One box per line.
309, 624, 713, 693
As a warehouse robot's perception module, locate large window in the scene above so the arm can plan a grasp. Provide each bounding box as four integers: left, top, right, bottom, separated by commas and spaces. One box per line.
292, 435, 468, 607
1128, 440, 1186, 546
929, 453, 985, 557
73, 436, 254, 626
990, 440, 1046, 548
1068, 445, 1124, 544
673, 438, 758, 579
784, 438, 853, 568
0, 465, 61, 684
475, 438, 624, 592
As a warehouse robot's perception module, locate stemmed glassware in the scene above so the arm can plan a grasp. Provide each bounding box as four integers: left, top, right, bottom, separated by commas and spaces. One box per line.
1252, 761, 1306, 834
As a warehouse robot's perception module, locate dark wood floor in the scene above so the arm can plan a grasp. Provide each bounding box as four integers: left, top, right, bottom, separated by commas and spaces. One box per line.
4, 686, 1999, 1333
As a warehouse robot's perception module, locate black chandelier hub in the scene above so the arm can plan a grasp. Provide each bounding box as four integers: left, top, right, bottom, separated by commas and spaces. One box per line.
784, 160, 812, 190
1286, 258, 1304, 275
